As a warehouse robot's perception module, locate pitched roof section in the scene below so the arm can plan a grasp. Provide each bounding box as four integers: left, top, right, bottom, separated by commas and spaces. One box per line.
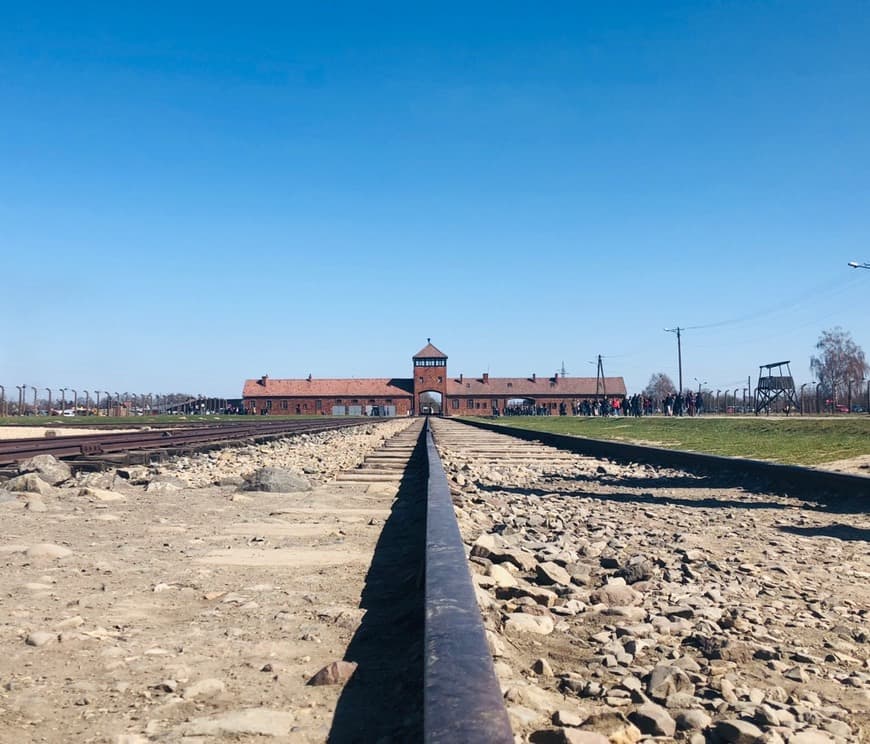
446, 376, 627, 397
413, 341, 448, 359
243, 377, 414, 398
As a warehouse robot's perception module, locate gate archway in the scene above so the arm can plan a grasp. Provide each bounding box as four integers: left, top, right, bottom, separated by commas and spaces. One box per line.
418, 390, 443, 415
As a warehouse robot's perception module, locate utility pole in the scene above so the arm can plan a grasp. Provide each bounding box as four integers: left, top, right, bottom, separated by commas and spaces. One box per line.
664, 327, 684, 392
594, 355, 607, 400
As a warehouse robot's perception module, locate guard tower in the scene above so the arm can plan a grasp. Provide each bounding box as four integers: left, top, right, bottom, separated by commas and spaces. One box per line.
755, 361, 800, 415
412, 339, 448, 415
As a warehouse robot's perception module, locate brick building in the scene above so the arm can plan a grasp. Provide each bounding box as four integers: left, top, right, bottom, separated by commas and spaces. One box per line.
241, 341, 626, 416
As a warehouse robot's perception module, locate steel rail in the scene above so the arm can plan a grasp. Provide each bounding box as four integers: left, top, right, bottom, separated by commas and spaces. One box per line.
0, 419, 370, 466
423, 419, 513, 743
455, 419, 870, 498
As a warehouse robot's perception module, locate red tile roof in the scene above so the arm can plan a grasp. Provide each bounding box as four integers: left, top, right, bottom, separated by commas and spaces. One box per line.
243, 377, 414, 398
413, 341, 448, 359
447, 376, 626, 397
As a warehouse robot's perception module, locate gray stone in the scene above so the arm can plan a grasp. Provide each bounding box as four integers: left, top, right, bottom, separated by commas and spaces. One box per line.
243, 467, 312, 493
628, 702, 676, 737
590, 582, 642, 607
675, 709, 711, 731
710, 719, 765, 743
4, 473, 54, 495
788, 731, 835, 744
18, 454, 71, 485
183, 678, 225, 699
307, 660, 357, 685
180, 708, 295, 736
537, 561, 572, 586
646, 664, 694, 702
504, 613, 554, 635
25, 631, 56, 647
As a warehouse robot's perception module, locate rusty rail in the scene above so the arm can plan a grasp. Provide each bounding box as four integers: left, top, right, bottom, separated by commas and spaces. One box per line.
0, 419, 370, 466
424, 419, 513, 743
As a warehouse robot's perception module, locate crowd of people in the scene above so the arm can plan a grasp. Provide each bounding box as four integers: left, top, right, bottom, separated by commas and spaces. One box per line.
499, 391, 707, 417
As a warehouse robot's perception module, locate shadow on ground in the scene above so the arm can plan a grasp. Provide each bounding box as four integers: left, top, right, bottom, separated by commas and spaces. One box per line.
328, 432, 427, 743
778, 523, 870, 542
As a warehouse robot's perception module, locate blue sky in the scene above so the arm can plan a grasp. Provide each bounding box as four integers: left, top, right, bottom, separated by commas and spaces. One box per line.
1, 1, 868, 397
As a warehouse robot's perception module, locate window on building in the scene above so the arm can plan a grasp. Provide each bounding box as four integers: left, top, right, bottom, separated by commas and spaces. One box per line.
419, 376, 424, 383
414, 358, 446, 367
352, 399, 359, 404
451, 399, 459, 409
266, 400, 273, 409
467, 399, 474, 408
385, 399, 392, 405
437, 376, 442, 383
507, 382, 512, 388
315, 400, 322, 411
281, 400, 288, 410
336, 399, 342, 404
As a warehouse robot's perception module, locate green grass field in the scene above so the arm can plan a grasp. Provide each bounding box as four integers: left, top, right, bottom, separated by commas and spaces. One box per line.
472, 415, 870, 465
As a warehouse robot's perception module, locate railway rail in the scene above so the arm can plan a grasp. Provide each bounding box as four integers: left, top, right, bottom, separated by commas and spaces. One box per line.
0, 419, 870, 744
0, 418, 370, 466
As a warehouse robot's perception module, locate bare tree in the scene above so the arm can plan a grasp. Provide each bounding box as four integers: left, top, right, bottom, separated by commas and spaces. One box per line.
643, 372, 676, 400
810, 327, 868, 404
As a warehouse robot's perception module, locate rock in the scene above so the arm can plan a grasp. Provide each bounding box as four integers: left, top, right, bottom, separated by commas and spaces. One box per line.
536, 561, 572, 586
628, 703, 676, 737
180, 708, 295, 736
788, 732, 835, 744
616, 558, 654, 584
710, 719, 765, 743
55, 616, 84, 629
560, 732, 610, 744
646, 664, 694, 702
26, 543, 72, 559
18, 454, 71, 485
25, 499, 47, 512
489, 547, 538, 572
183, 678, 225, 699
79, 487, 126, 502
496, 584, 559, 607
307, 660, 357, 685
676, 709, 711, 731
4, 473, 54, 495
578, 711, 641, 743
553, 708, 589, 727
489, 563, 517, 588
145, 481, 181, 494
116, 466, 151, 484
532, 657, 554, 676
243, 467, 312, 493
590, 583, 642, 607
25, 631, 56, 647
504, 613, 554, 635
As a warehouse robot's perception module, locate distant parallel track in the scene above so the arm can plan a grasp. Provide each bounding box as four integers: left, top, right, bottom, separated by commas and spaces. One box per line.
0, 418, 370, 466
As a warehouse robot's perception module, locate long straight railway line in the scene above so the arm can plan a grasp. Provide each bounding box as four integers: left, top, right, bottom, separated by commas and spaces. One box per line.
0, 416, 867, 742
0, 418, 370, 466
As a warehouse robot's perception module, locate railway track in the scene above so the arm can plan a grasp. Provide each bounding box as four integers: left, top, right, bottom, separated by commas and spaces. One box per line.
0, 418, 370, 466
1, 416, 867, 741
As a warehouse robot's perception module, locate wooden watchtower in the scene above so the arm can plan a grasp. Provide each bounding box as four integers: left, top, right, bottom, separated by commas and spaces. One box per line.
755, 361, 800, 415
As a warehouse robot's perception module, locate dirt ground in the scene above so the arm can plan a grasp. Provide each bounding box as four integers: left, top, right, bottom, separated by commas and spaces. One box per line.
0, 422, 421, 743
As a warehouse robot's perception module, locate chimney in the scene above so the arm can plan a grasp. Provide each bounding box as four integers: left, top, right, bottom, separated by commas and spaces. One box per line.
555, 373, 559, 382
459, 373, 463, 383
532, 373, 536, 382
259, 375, 268, 386
307, 374, 312, 382
482, 373, 489, 384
